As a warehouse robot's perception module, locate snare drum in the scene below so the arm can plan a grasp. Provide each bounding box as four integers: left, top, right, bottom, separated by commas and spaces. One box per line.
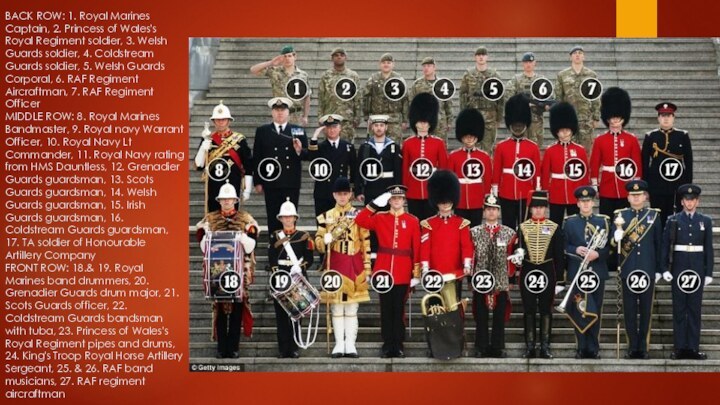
272, 273, 320, 321
202, 231, 244, 301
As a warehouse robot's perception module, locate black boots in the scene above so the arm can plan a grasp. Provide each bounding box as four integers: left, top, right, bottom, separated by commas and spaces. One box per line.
522, 314, 536, 358
539, 315, 553, 359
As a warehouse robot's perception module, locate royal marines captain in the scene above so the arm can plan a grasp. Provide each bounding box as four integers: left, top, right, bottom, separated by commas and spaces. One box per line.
402, 92, 448, 221
315, 177, 372, 358
268, 199, 314, 358
611, 180, 662, 360
513, 190, 565, 359
469, 194, 517, 358
355, 185, 421, 358
562, 186, 610, 359
308, 114, 359, 216
194, 101, 253, 212
252, 97, 309, 236
196, 182, 258, 359
661, 184, 713, 360
642, 102, 694, 227
448, 108, 493, 227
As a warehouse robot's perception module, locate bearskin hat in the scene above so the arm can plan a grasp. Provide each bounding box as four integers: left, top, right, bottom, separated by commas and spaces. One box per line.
504, 94, 532, 129
428, 170, 460, 208
600, 87, 631, 127
549, 102, 579, 138
409, 92, 439, 134
455, 108, 485, 143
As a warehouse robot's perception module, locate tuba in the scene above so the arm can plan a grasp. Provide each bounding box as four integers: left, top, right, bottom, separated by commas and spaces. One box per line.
421, 274, 468, 360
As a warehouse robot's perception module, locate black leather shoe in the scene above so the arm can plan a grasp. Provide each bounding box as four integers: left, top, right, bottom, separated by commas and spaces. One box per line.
380, 350, 391, 359
330, 352, 344, 359
475, 349, 485, 358
230, 351, 240, 359
289, 351, 299, 359
539, 346, 553, 359
493, 349, 507, 358
395, 350, 405, 359
344, 352, 359, 358
575, 351, 583, 359
670, 350, 682, 360
624, 351, 636, 359
588, 352, 601, 360
522, 347, 536, 359
638, 351, 650, 360
688, 350, 707, 360
216, 351, 225, 359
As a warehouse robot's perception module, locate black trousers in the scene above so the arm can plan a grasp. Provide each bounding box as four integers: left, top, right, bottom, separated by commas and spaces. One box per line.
672, 281, 704, 351
474, 291, 508, 351
264, 187, 300, 236
499, 197, 527, 230
600, 197, 628, 273
519, 269, 555, 316
650, 192, 679, 229
407, 198, 435, 221
216, 302, 243, 355
574, 279, 605, 355
456, 208, 484, 228
622, 277, 655, 353
379, 284, 409, 352
273, 300, 299, 356
549, 203, 579, 227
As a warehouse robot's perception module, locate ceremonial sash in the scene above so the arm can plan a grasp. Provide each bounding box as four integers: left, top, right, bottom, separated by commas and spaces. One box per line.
209, 131, 245, 172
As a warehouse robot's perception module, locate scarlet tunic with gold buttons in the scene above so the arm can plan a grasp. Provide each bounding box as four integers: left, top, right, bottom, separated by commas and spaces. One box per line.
492, 137, 541, 200
447, 147, 493, 209
402, 135, 448, 200
355, 206, 421, 285
540, 141, 589, 204
420, 214, 474, 279
589, 130, 642, 199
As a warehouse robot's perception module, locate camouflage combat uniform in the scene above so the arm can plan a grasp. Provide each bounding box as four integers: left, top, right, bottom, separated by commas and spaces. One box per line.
506, 73, 547, 148
409, 77, 454, 142
460, 67, 504, 154
362, 71, 409, 143
318, 67, 361, 143
262, 65, 311, 125
554, 66, 601, 156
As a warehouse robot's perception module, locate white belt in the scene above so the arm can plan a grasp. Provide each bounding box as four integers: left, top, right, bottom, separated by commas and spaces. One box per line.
550, 173, 567, 180
381, 172, 394, 178
601, 165, 615, 172
502, 168, 514, 174
674, 245, 704, 252
278, 259, 295, 266
459, 178, 483, 184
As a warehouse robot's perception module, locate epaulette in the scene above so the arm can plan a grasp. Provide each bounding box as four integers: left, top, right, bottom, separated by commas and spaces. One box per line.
316, 213, 326, 225
613, 208, 628, 214
420, 219, 432, 230
597, 214, 610, 219
563, 214, 578, 221
650, 208, 661, 212
232, 131, 246, 141
459, 218, 471, 229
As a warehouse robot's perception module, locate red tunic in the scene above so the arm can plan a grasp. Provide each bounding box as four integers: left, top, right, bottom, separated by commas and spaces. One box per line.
402, 135, 448, 200
420, 214, 474, 279
589, 130, 642, 199
447, 147, 493, 209
492, 137, 541, 200
540, 141, 590, 204
355, 206, 421, 285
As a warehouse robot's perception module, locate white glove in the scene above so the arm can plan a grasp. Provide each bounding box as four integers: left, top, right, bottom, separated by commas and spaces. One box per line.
290, 265, 302, 276
410, 278, 420, 288
323, 233, 333, 246
508, 248, 525, 266
421, 261, 430, 275
194, 140, 213, 167
371, 192, 392, 208
242, 175, 253, 201
705, 277, 713, 286
200, 139, 212, 152
554, 285, 565, 295
200, 235, 207, 254
236, 232, 256, 254
203, 221, 211, 234
463, 258, 472, 275
613, 229, 624, 243
663, 271, 673, 282
491, 184, 499, 196
655, 273, 662, 283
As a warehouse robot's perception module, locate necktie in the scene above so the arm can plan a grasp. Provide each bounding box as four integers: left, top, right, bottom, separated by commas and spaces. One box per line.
277, 125, 283, 133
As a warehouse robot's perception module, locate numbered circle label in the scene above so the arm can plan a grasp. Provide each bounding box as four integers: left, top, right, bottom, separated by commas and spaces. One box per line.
462, 158, 485, 181
614, 158, 637, 181
384, 78, 407, 101
207, 158, 231, 182
285, 78, 309, 101
564, 158, 587, 181
577, 270, 600, 294
471, 270, 495, 294
371, 270, 394, 294
320, 270, 343, 293
512, 158, 536, 181
309, 158, 332, 182
626, 270, 650, 294
524, 269, 548, 294
433, 78, 455, 101
677, 270, 701, 294
257, 158, 281, 182
580, 78, 602, 101
218, 271, 241, 294
422, 270, 445, 293
359, 158, 383, 182
334, 78, 358, 101
531, 78, 553, 101
659, 158, 684, 182
269, 270, 292, 294
410, 158, 434, 181
481, 78, 504, 101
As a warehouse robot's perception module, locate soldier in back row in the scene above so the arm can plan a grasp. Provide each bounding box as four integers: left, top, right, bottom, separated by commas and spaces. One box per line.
460, 47, 504, 154
409, 57, 454, 142
317, 48, 361, 143
362, 53, 409, 143
506, 52, 550, 148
